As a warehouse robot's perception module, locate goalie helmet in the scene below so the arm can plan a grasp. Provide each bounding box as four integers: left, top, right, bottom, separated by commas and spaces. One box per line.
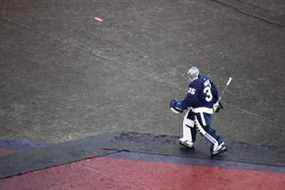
187, 66, 199, 81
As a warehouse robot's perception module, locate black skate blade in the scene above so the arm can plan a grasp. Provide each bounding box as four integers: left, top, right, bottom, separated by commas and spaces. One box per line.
211, 147, 227, 158
179, 142, 195, 151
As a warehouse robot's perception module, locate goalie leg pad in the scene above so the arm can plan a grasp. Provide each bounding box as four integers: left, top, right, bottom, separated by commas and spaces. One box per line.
180, 110, 197, 144
195, 115, 219, 146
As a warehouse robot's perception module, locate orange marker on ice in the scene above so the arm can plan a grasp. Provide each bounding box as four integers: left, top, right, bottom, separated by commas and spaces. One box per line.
94, 17, 103, 22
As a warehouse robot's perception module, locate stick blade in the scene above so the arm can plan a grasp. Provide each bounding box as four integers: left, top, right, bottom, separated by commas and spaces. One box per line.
226, 77, 232, 86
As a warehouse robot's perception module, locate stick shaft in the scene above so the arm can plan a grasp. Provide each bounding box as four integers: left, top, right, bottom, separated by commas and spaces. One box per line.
219, 77, 232, 100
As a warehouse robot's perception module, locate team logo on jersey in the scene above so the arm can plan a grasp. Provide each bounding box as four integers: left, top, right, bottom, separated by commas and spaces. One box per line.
187, 87, 196, 95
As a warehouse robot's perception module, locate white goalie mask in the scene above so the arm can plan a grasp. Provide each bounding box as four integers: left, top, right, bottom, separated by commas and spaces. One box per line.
187, 66, 199, 81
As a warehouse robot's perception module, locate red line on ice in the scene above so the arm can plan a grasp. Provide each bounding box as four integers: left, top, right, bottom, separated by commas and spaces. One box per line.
1, 156, 285, 189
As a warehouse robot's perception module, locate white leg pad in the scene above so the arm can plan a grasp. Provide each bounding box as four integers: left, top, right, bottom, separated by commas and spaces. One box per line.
195, 116, 218, 146
181, 110, 195, 142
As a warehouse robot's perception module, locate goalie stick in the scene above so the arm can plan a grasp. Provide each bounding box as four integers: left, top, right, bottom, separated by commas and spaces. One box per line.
219, 77, 232, 101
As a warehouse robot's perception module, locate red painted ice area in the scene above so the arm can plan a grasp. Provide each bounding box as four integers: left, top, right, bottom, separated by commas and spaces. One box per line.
1, 157, 285, 190
0, 148, 14, 157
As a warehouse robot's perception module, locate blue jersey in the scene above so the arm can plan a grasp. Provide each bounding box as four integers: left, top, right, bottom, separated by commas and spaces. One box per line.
180, 75, 219, 114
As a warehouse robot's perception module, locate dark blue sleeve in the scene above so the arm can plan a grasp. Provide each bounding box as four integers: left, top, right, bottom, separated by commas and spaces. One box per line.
179, 83, 199, 109
180, 93, 199, 108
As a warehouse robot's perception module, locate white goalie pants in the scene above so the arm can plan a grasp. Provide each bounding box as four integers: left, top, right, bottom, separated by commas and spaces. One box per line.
181, 109, 222, 146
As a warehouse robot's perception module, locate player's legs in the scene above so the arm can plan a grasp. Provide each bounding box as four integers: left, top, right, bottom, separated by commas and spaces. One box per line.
195, 113, 226, 155
179, 110, 196, 148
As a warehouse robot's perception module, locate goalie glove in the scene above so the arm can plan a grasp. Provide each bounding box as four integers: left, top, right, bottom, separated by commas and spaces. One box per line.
213, 101, 224, 113
169, 99, 184, 114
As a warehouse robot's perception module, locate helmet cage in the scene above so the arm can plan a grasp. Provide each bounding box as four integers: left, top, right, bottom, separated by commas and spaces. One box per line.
187, 66, 199, 81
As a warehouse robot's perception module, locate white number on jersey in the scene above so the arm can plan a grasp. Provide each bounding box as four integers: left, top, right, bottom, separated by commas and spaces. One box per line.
203, 86, 213, 102
187, 87, 196, 95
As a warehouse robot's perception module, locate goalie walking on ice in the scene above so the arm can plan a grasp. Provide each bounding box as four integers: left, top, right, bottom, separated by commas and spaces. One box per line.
169, 66, 226, 156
